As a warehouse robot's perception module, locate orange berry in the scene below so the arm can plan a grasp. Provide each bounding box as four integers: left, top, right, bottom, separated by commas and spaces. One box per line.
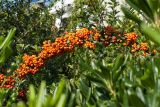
125, 32, 138, 46
140, 42, 149, 52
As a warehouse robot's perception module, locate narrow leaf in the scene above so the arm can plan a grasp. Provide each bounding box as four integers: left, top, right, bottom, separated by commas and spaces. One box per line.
141, 23, 160, 45
121, 6, 141, 23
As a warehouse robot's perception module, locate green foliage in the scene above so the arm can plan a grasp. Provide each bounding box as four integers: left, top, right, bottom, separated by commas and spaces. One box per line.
69, 0, 105, 28
0, 0, 56, 53
122, 0, 160, 45
2, 53, 160, 107
1, 0, 160, 107
141, 23, 160, 45
0, 28, 16, 66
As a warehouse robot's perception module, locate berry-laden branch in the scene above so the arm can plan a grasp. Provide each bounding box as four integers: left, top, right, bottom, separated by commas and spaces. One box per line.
0, 26, 157, 89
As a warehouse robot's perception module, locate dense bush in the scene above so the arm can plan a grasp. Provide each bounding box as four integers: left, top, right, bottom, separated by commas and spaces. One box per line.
0, 0, 57, 63
0, 0, 160, 107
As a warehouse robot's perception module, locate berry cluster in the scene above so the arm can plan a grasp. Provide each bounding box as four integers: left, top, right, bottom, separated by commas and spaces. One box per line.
15, 28, 96, 79
0, 27, 157, 89
18, 90, 26, 98
102, 26, 124, 46
131, 43, 139, 53
131, 42, 151, 56
140, 42, 149, 52
104, 26, 117, 36
124, 32, 138, 46
0, 74, 14, 89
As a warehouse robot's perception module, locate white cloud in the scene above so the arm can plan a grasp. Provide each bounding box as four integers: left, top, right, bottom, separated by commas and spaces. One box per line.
55, 18, 61, 28
50, 0, 74, 14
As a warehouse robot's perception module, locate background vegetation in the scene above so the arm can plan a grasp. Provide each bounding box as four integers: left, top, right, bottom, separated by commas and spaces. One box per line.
0, 0, 160, 107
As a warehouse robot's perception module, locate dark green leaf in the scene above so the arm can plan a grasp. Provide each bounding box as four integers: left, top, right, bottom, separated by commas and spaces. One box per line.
121, 6, 141, 23
129, 94, 146, 107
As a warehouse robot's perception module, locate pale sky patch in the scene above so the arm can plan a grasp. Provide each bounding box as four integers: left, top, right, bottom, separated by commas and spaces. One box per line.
50, 0, 125, 28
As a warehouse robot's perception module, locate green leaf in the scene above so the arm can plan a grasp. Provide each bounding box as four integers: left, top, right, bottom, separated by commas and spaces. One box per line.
5, 45, 13, 59
112, 54, 125, 72
123, 78, 134, 88
125, 0, 142, 13
147, 0, 160, 15
0, 44, 13, 66
128, 94, 146, 107
50, 79, 65, 106
56, 94, 66, 107
86, 75, 105, 88
36, 81, 46, 107
0, 37, 4, 46
141, 23, 160, 45
17, 101, 26, 107
112, 54, 125, 82
137, 0, 154, 20
79, 79, 89, 98
29, 85, 36, 107
123, 93, 129, 107
121, 6, 141, 23
154, 58, 160, 75
141, 69, 155, 88
68, 93, 75, 107
125, 0, 154, 21
0, 49, 6, 65
0, 28, 16, 66
0, 28, 16, 50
